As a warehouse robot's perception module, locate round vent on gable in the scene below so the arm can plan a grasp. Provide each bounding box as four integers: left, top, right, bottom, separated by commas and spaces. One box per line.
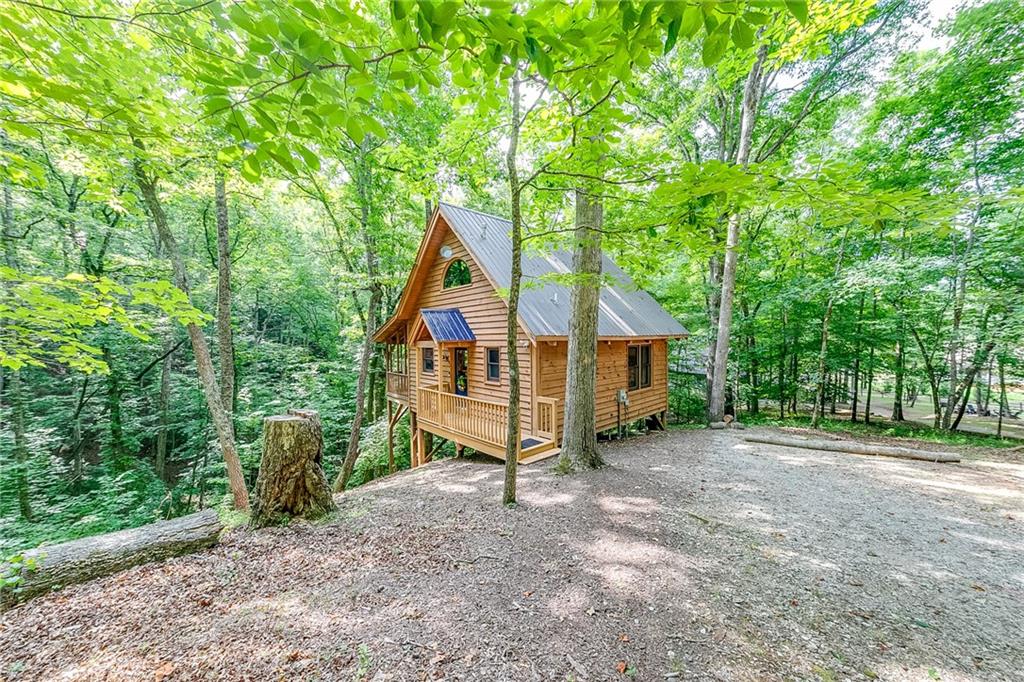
439, 245, 453, 259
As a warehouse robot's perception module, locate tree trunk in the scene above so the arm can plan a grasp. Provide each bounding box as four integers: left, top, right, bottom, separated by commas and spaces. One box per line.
132, 153, 249, 510
812, 226, 850, 428
560, 188, 605, 471
102, 345, 126, 464
892, 331, 906, 421
997, 356, 1006, 438
778, 310, 787, 419
851, 295, 864, 422
2, 509, 222, 609
251, 409, 336, 528
709, 46, 767, 423
155, 336, 174, 481
335, 139, 382, 492
503, 74, 524, 503
214, 169, 235, 434
3, 174, 34, 522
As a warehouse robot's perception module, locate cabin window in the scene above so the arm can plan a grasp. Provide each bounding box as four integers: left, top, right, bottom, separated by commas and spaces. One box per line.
443, 259, 471, 288
628, 344, 651, 391
422, 347, 435, 373
486, 347, 500, 382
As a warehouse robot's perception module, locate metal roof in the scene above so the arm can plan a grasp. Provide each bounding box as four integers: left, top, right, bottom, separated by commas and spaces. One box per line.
437, 202, 688, 339
420, 308, 476, 342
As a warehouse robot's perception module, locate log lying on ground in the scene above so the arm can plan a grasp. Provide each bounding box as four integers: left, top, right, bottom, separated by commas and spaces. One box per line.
743, 433, 961, 463
1, 508, 221, 609
250, 409, 336, 528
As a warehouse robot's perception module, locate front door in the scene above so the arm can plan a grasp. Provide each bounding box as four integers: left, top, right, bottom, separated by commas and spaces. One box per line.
453, 347, 469, 396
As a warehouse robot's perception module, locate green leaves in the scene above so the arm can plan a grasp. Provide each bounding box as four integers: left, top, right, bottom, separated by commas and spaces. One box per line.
701, 25, 731, 66
0, 268, 206, 373
785, 1, 810, 25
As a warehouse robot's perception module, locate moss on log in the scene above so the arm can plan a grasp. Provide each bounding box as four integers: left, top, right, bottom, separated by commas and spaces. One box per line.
2, 508, 222, 610
250, 409, 336, 528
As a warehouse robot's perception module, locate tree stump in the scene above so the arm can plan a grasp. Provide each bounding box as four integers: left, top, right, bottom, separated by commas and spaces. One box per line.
250, 409, 336, 528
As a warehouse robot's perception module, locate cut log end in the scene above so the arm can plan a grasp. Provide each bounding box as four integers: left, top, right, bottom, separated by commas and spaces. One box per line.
250, 409, 336, 528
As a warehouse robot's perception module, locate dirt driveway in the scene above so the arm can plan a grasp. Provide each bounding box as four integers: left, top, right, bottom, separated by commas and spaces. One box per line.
1, 428, 1021, 681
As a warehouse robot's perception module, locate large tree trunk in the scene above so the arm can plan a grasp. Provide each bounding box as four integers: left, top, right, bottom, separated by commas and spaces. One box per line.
559, 188, 604, 471
335, 139, 382, 492
133, 154, 249, 510
251, 409, 336, 528
503, 74, 523, 504
214, 169, 235, 433
709, 46, 767, 422
2, 508, 222, 609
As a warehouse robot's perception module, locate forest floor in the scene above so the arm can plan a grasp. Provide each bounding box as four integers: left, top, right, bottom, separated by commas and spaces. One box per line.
1, 428, 1022, 681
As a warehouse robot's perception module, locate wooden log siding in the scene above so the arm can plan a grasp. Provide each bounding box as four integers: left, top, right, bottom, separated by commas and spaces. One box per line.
540, 339, 668, 439
410, 227, 534, 430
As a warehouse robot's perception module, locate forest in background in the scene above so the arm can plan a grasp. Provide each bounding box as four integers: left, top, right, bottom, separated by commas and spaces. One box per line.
1, 0, 1022, 554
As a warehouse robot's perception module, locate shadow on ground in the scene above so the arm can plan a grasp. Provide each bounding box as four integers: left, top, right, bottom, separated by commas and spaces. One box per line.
1, 428, 1021, 681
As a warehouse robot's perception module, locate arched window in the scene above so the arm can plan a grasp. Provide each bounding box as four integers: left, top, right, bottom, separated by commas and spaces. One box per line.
443, 259, 471, 288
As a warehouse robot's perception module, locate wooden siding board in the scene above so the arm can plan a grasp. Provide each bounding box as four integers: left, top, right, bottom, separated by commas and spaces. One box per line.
539, 339, 668, 441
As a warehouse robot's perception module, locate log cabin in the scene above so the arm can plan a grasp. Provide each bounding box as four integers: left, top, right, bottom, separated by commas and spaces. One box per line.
375, 202, 687, 466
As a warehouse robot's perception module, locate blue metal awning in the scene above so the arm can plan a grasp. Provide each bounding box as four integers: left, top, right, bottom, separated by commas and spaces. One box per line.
420, 308, 476, 342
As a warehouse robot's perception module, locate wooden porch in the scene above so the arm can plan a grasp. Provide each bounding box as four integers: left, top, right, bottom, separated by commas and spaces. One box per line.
414, 386, 560, 464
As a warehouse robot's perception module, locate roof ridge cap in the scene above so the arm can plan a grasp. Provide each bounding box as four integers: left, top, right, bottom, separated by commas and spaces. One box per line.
439, 201, 512, 224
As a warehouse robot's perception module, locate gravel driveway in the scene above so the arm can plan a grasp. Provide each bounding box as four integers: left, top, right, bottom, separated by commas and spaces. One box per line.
1, 427, 1021, 681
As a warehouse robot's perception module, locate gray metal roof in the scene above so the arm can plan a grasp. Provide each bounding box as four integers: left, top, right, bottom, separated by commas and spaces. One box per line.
421, 308, 476, 342
438, 202, 688, 338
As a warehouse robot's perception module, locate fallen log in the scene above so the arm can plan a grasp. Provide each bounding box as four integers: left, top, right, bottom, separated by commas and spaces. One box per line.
743, 434, 961, 463
1, 508, 221, 609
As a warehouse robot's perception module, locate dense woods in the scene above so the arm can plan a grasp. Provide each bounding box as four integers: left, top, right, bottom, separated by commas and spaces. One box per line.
1, 0, 1022, 558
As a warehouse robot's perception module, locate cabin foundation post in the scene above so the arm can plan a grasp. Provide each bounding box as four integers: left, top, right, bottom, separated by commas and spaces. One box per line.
386, 401, 395, 473
410, 412, 419, 468
456, 443, 465, 458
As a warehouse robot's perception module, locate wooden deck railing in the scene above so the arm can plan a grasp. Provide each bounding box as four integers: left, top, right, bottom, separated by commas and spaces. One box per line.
534, 396, 560, 441
417, 387, 561, 452
417, 387, 509, 450
386, 371, 409, 401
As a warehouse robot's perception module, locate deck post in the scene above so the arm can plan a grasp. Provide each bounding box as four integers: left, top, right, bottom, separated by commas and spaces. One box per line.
386, 401, 395, 473
410, 411, 419, 468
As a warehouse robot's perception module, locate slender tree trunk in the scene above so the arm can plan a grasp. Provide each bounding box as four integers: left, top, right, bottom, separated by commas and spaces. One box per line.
3, 171, 34, 521
335, 139, 382, 492
997, 356, 1006, 438
155, 336, 174, 481
709, 46, 767, 422
863, 303, 877, 424
812, 226, 850, 428
560, 188, 604, 470
778, 310, 787, 419
102, 345, 125, 464
133, 154, 249, 510
851, 295, 864, 422
892, 332, 906, 421
503, 74, 524, 503
214, 169, 235, 434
